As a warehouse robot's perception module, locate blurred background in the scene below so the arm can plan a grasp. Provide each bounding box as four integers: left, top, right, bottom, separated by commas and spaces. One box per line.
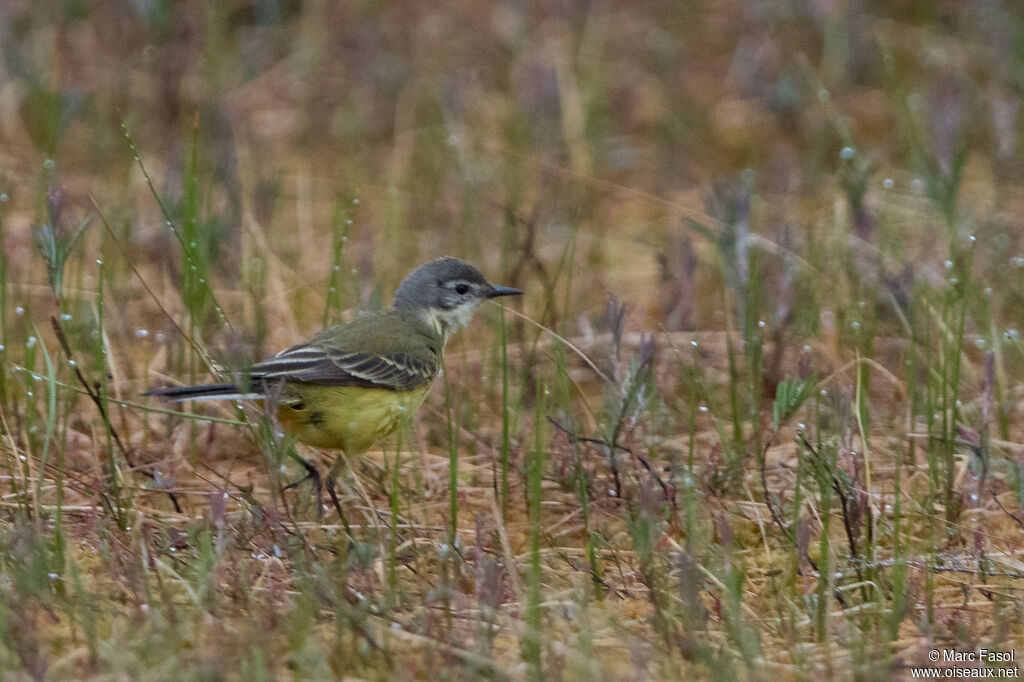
3, 0, 1021, 342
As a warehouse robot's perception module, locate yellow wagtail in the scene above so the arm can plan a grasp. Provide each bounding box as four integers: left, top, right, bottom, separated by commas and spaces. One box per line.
146, 256, 522, 513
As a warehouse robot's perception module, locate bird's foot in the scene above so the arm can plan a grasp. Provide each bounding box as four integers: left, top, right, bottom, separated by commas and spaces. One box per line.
283, 458, 325, 517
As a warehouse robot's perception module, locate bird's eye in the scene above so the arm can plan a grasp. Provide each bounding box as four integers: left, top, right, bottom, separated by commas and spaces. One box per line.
454, 283, 469, 295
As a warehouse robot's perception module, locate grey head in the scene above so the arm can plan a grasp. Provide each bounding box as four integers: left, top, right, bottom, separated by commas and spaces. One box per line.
392, 257, 522, 339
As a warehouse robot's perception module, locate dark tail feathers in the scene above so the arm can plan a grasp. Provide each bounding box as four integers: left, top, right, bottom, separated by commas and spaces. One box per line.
143, 383, 256, 402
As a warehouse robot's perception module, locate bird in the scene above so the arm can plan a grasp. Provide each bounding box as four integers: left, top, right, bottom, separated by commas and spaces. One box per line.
145, 256, 522, 515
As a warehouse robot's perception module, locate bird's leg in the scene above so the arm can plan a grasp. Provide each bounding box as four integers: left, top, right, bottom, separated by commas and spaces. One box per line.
323, 455, 346, 519
266, 381, 328, 515
323, 456, 356, 542
326, 481, 344, 523
283, 456, 324, 517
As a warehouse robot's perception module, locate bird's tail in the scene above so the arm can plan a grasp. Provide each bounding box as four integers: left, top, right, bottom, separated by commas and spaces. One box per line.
143, 383, 266, 403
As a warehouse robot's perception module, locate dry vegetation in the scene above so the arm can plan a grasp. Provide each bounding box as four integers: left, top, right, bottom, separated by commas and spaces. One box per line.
2, 0, 1024, 679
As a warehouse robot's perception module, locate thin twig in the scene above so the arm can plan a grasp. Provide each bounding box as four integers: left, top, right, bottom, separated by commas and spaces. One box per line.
758, 442, 820, 573
800, 434, 858, 561
87, 193, 216, 373
547, 416, 674, 509
51, 317, 183, 513
992, 492, 1024, 531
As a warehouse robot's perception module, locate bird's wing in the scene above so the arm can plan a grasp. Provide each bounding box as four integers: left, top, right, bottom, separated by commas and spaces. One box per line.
250, 343, 439, 391
247, 309, 443, 391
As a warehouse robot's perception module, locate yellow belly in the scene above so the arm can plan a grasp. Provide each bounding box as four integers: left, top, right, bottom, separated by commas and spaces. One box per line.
276, 384, 431, 453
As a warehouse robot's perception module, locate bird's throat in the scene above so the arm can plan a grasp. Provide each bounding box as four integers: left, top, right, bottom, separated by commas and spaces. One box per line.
418, 304, 479, 344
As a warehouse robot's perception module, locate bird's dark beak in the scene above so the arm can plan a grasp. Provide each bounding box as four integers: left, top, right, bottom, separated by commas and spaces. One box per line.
488, 284, 523, 298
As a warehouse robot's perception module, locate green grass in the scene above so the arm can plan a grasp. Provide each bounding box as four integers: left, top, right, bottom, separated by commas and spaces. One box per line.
1, 1, 1024, 678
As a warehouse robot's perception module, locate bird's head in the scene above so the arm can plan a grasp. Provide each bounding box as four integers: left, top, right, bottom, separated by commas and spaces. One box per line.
392, 257, 522, 340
